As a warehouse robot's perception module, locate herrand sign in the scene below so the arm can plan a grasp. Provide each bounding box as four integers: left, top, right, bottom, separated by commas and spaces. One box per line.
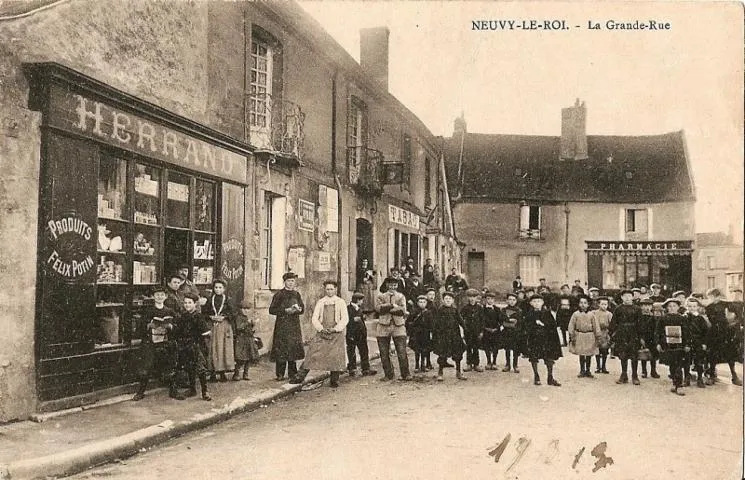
47, 86, 248, 185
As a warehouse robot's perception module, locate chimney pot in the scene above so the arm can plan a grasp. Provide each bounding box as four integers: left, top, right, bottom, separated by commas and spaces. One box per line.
360, 27, 390, 91
560, 100, 588, 160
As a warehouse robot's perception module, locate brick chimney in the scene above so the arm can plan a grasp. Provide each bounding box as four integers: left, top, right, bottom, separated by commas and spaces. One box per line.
560, 99, 588, 160
360, 27, 390, 91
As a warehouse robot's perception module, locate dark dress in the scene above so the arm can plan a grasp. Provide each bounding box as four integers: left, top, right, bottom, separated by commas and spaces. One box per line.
234, 312, 259, 363
609, 304, 643, 360
500, 305, 523, 351
522, 308, 563, 362
173, 309, 210, 375
432, 305, 466, 360
706, 300, 742, 364
461, 303, 485, 347
656, 313, 689, 366
407, 308, 434, 352
686, 313, 710, 366
269, 289, 305, 362
556, 305, 575, 332
481, 305, 504, 352
639, 313, 659, 360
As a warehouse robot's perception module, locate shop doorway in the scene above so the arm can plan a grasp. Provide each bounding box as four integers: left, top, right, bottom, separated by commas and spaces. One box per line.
660, 255, 692, 292
356, 218, 373, 287
164, 229, 190, 280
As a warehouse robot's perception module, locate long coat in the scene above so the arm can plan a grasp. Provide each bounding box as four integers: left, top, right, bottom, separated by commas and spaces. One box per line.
568, 310, 601, 356
269, 289, 305, 362
655, 313, 689, 366
706, 300, 741, 364
481, 305, 504, 350
592, 309, 612, 352
432, 306, 466, 359
522, 308, 563, 362
609, 304, 642, 360
500, 305, 523, 351
460, 303, 485, 346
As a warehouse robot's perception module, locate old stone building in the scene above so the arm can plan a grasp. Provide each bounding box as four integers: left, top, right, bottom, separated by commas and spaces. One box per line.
0, 0, 457, 420
692, 230, 744, 298
444, 101, 696, 295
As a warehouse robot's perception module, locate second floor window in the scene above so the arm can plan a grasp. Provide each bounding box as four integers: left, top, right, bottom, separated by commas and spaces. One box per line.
519, 205, 541, 238
250, 37, 273, 128
625, 208, 648, 234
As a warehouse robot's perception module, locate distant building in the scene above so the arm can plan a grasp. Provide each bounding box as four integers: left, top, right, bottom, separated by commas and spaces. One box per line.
692, 230, 744, 298
444, 100, 696, 295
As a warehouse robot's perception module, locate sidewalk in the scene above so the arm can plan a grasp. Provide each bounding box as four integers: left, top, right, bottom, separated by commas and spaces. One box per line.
0, 333, 382, 480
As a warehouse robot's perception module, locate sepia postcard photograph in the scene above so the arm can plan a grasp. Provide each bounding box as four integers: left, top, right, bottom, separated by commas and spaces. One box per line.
0, 0, 742, 479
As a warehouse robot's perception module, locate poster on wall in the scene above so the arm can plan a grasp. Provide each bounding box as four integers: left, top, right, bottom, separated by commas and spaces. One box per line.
317, 251, 331, 272
298, 199, 315, 232
287, 247, 307, 279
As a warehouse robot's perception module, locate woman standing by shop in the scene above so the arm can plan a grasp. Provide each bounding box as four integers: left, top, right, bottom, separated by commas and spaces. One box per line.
269, 272, 305, 381
205, 279, 236, 382
290, 280, 349, 388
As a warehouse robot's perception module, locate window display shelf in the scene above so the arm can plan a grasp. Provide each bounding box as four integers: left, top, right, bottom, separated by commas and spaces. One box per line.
134, 221, 161, 227
98, 215, 128, 223
194, 229, 217, 234
133, 252, 155, 257
98, 250, 126, 255
96, 302, 125, 308
94, 343, 126, 350
97, 281, 129, 285
133, 282, 159, 286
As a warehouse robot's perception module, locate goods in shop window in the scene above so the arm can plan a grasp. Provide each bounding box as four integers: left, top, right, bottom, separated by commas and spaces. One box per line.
97, 224, 123, 252
134, 232, 155, 255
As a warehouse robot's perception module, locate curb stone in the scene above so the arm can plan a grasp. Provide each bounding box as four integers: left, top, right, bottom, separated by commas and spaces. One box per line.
0, 353, 381, 479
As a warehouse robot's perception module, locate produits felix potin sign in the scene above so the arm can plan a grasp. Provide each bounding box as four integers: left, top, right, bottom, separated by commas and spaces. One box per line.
46, 212, 96, 282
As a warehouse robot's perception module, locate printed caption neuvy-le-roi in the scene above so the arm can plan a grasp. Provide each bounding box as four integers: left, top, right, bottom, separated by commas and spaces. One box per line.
470, 19, 672, 31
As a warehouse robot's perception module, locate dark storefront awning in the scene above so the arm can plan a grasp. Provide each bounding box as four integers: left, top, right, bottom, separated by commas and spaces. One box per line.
585, 241, 693, 255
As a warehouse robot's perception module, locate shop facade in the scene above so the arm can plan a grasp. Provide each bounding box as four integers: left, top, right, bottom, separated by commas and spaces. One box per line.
25, 64, 251, 405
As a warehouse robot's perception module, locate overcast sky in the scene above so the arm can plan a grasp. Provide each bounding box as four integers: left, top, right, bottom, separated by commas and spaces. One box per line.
298, 1, 743, 235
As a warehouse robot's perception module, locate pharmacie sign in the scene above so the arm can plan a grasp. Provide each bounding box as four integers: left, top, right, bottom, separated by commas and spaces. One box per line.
388, 205, 420, 230
585, 241, 693, 251
45, 212, 95, 283
47, 86, 248, 184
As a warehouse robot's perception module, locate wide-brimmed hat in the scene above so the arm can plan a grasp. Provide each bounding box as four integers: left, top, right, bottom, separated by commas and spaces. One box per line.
442, 291, 456, 299
672, 290, 686, 298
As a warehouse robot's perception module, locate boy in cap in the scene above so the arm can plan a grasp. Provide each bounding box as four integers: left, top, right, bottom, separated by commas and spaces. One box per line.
523, 294, 563, 386
500, 292, 523, 373
684, 296, 710, 388
638, 298, 660, 379
609, 289, 643, 385
481, 291, 504, 370
556, 293, 575, 347
407, 295, 434, 373
432, 291, 467, 381
375, 276, 411, 381
649, 283, 666, 303
655, 298, 689, 395
631, 288, 642, 305
672, 291, 688, 315
461, 288, 485, 372
133, 285, 181, 401
346, 292, 377, 377
173, 292, 212, 400
591, 297, 613, 374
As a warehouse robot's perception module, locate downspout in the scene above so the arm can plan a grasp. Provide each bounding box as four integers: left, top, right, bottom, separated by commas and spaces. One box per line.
564, 202, 570, 282
331, 71, 343, 284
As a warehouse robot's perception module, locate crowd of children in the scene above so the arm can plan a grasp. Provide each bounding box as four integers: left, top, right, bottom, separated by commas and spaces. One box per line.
133, 268, 743, 401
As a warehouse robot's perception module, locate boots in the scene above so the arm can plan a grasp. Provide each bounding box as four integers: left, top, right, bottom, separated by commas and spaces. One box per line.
732, 374, 743, 386
616, 373, 628, 384
169, 375, 185, 400
232, 365, 241, 381
330, 371, 340, 388
697, 376, 706, 388
132, 378, 147, 401
289, 368, 309, 384
650, 361, 660, 378
199, 374, 211, 401
436, 366, 444, 382
242, 367, 250, 381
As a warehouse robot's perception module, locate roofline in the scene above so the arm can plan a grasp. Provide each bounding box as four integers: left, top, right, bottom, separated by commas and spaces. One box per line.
258, 1, 439, 149
456, 197, 697, 205
678, 129, 697, 202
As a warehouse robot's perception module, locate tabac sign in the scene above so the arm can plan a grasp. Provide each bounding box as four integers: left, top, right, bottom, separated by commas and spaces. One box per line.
47, 85, 248, 184
388, 205, 420, 230
586, 241, 693, 251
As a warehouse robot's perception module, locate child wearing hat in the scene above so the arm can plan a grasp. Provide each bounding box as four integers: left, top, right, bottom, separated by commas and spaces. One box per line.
481, 291, 504, 370
591, 297, 612, 374
432, 291, 467, 381
684, 296, 710, 388
233, 299, 260, 381
173, 292, 212, 400
500, 293, 523, 373
638, 298, 660, 379
609, 289, 644, 385
346, 292, 377, 377
523, 294, 563, 386
133, 285, 181, 401
656, 297, 689, 395
407, 295, 434, 373
461, 288, 485, 372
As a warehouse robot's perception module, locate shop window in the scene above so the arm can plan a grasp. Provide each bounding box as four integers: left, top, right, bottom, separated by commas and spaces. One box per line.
518, 254, 540, 286
625, 209, 648, 234
261, 193, 287, 289
166, 172, 190, 229
519, 205, 541, 239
